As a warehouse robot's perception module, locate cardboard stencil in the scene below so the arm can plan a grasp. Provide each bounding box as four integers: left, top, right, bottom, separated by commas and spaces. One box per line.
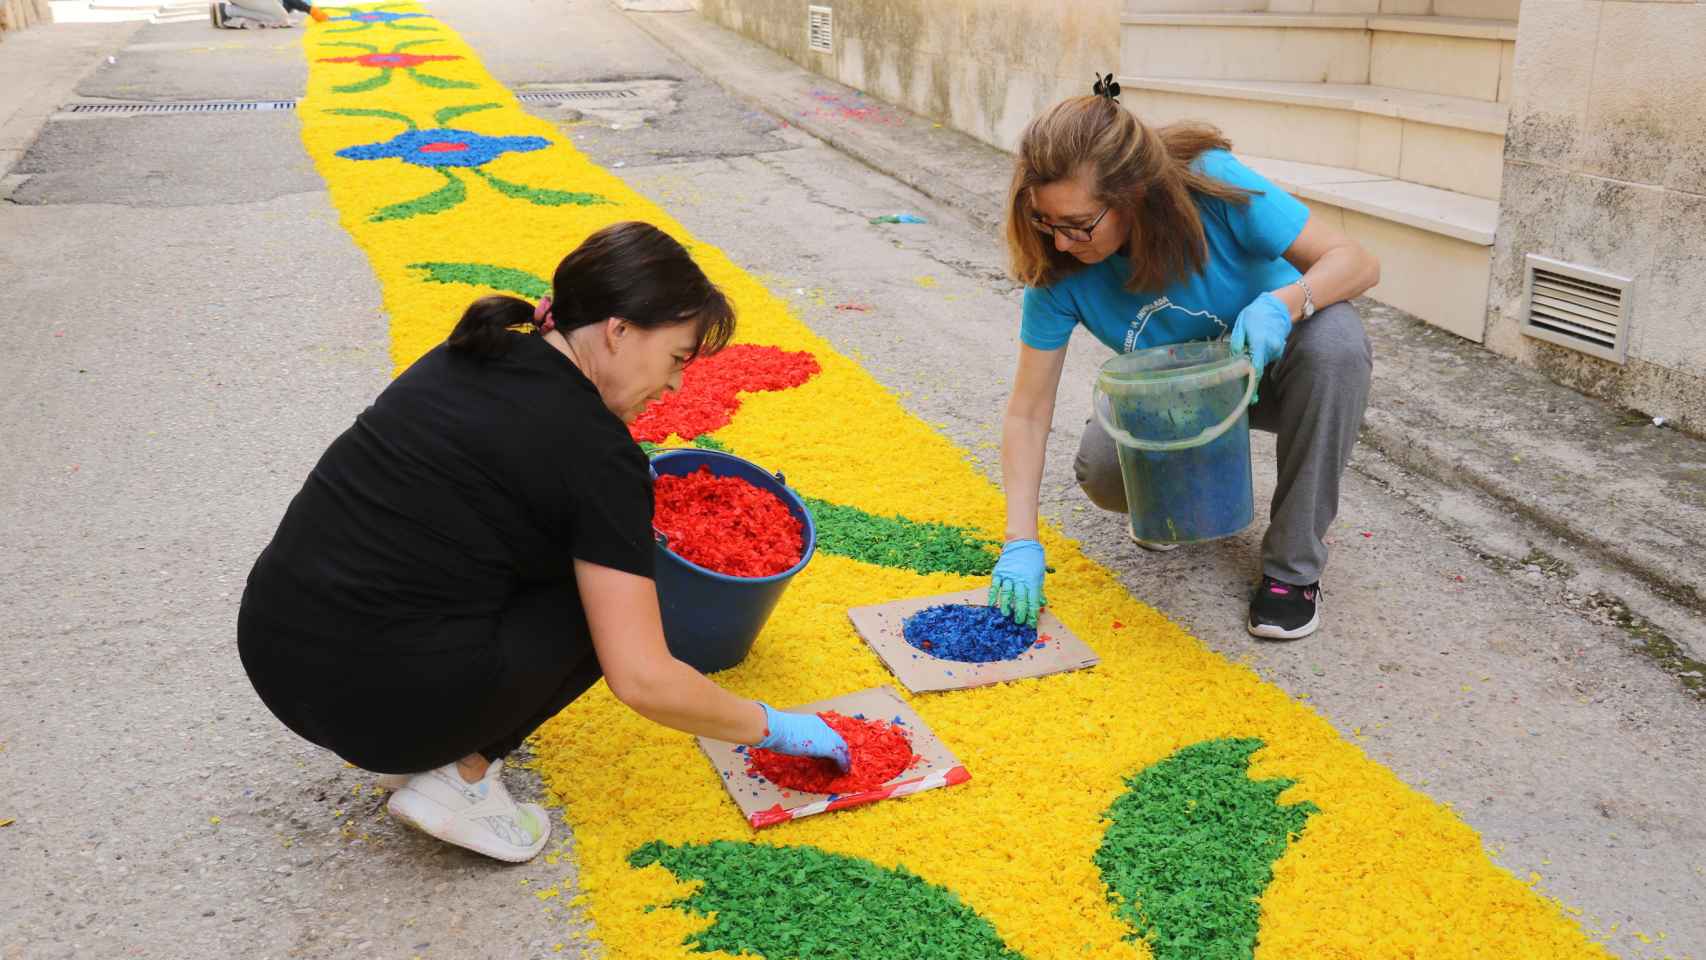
697, 685, 969, 830
847, 588, 1099, 693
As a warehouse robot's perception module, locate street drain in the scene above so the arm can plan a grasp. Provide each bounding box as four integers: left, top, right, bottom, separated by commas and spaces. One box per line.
516, 89, 639, 104
64, 100, 299, 115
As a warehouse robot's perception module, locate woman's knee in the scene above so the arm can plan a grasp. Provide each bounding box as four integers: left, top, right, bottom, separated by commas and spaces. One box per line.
1074, 423, 1129, 513
1286, 302, 1372, 382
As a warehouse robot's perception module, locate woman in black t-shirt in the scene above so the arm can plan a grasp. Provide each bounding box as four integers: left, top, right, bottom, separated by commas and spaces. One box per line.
238, 221, 849, 863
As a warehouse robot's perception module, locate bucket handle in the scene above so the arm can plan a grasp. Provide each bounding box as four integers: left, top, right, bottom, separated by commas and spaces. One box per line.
1092, 356, 1256, 452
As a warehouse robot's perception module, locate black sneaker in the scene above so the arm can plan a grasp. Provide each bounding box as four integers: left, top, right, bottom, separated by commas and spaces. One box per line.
1247, 575, 1320, 641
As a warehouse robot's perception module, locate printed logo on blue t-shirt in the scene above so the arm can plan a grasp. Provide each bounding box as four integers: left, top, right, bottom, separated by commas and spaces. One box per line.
1123, 297, 1230, 353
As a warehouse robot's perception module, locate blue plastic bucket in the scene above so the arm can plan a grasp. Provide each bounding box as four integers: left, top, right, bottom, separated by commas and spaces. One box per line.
649, 448, 817, 673
1091, 341, 1258, 545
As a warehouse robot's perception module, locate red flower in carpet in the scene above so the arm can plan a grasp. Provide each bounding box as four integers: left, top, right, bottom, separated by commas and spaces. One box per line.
321, 51, 461, 69
630, 344, 820, 443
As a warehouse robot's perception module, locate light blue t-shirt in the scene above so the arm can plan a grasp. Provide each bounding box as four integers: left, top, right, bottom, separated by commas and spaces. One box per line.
1020, 151, 1308, 354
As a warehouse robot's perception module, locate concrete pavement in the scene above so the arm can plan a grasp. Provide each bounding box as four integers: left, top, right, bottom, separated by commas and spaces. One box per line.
1, 1, 1702, 958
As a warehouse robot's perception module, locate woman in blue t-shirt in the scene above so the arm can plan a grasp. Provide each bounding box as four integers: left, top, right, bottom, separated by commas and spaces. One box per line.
988, 88, 1379, 641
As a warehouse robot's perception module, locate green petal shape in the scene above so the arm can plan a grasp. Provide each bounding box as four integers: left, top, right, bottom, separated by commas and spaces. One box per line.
408, 69, 476, 90
407, 261, 549, 299
629, 840, 1027, 960
318, 40, 379, 52
371, 169, 465, 222
473, 168, 612, 207
1095, 738, 1318, 960
332, 72, 391, 94
433, 102, 499, 126
326, 106, 416, 131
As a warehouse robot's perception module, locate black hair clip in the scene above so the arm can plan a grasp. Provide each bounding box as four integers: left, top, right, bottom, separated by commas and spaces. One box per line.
1092, 73, 1121, 102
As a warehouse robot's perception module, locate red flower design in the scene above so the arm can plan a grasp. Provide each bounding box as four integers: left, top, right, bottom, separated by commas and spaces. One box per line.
318, 52, 461, 69
629, 344, 820, 443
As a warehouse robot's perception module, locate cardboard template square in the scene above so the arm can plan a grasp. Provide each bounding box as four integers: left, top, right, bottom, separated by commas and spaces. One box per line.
697, 685, 969, 830
847, 588, 1098, 693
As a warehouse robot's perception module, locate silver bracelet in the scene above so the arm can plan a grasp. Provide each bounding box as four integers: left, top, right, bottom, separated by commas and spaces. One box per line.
1294, 277, 1316, 319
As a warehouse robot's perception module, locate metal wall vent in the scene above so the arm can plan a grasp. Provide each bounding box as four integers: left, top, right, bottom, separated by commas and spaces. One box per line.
1520, 254, 1633, 364
65, 100, 298, 114
517, 89, 638, 104
808, 4, 833, 53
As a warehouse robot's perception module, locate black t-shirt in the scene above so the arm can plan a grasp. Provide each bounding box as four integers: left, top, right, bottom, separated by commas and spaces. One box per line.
243, 334, 654, 642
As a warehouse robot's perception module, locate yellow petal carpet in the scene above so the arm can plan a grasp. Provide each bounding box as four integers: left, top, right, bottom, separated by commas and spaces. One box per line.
296, 7, 1613, 958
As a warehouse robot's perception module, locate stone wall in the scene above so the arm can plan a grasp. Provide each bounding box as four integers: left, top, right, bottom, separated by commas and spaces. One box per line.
1488, 0, 1706, 432
695, 0, 1120, 152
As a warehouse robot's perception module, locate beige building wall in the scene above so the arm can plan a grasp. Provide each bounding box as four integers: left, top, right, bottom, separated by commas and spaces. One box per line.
695, 0, 1121, 152
1487, 0, 1706, 432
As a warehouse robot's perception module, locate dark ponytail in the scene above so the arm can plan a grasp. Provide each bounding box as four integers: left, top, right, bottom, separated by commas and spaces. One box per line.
446, 295, 536, 358
446, 221, 736, 361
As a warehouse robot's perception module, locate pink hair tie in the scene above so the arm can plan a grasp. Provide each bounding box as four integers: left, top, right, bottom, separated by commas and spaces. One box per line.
534, 296, 555, 333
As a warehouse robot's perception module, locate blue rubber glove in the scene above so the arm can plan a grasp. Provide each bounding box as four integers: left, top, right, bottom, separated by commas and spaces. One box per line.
1228, 292, 1293, 405
756, 703, 851, 772
988, 538, 1047, 628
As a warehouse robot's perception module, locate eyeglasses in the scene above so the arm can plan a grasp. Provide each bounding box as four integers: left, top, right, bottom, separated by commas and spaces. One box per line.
1030, 206, 1110, 244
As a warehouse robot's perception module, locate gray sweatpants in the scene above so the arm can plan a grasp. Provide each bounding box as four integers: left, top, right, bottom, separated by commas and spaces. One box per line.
1073, 300, 1372, 585
222, 0, 291, 26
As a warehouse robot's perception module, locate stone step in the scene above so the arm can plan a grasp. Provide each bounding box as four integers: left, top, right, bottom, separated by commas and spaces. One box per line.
1121, 76, 1508, 199
1238, 153, 1496, 341
1121, 11, 1516, 102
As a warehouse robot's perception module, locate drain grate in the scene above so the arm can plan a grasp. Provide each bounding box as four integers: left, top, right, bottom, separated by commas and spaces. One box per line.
516, 89, 638, 104
65, 100, 299, 115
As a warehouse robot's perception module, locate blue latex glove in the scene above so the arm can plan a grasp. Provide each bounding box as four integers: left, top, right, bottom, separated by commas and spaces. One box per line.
756, 703, 851, 772
988, 538, 1047, 628
1228, 292, 1293, 405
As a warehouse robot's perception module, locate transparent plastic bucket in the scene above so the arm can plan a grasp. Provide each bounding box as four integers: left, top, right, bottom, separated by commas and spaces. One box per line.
1091, 341, 1257, 545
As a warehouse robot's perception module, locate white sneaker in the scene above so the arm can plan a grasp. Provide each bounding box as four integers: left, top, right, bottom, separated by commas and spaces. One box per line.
1127, 518, 1179, 552
385, 759, 550, 862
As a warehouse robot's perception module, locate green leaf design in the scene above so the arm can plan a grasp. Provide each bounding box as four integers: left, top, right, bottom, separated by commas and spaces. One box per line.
371, 169, 465, 222
433, 102, 499, 126
326, 106, 416, 131
392, 38, 441, 51
802, 496, 999, 576
630, 840, 1028, 960
325, 24, 373, 33
472, 168, 612, 208
408, 69, 477, 90
332, 72, 391, 95
407, 261, 550, 299
318, 40, 379, 52
1095, 738, 1318, 960
390, 22, 435, 31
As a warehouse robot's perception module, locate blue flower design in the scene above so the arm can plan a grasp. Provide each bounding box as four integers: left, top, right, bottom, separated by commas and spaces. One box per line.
327, 104, 612, 221
334, 10, 427, 22
335, 128, 548, 168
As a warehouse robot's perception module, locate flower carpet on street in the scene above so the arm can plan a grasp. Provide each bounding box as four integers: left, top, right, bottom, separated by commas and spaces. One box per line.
297, 7, 1612, 958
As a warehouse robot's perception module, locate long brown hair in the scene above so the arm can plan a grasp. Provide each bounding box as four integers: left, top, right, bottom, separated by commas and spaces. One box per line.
1006, 96, 1254, 292
448, 221, 735, 360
